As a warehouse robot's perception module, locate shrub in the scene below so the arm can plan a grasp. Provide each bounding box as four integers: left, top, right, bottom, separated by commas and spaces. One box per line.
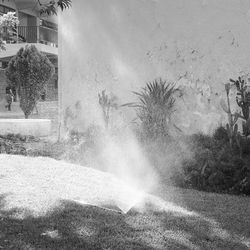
0, 134, 27, 155
0, 12, 19, 50
177, 85, 250, 194
230, 77, 250, 137
213, 126, 228, 141
98, 90, 118, 129
59, 124, 105, 166
220, 76, 250, 158
172, 130, 250, 195
127, 78, 179, 142
6, 45, 54, 118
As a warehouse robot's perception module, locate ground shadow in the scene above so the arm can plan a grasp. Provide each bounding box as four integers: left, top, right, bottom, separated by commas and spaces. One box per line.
153, 186, 250, 249
0, 199, 151, 250
0, 194, 249, 249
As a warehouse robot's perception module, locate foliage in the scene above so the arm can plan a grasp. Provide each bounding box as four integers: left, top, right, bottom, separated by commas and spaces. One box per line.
0, 133, 66, 158
6, 45, 55, 118
220, 76, 250, 158
55, 124, 106, 166
127, 78, 179, 142
0, 12, 19, 50
98, 90, 118, 129
230, 76, 250, 137
220, 83, 241, 155
0, 133, 39, 143
0, 134, 27, 155
172, 128, 250, 195
38, 0, 72, 15
174, 76, 250, 195
0, 12, 19, 28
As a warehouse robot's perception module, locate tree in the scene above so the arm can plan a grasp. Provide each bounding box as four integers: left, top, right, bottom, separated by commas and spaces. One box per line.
38, 0, 72, 15
6, 45, 55, 118
0, 12, 19, 50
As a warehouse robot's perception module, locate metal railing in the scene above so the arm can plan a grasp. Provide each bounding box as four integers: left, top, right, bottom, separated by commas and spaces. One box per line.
18, 26, 38, 43
2, 26, 58, 47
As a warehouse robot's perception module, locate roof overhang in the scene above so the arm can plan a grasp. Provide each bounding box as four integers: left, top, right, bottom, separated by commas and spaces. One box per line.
0, 43, 58, 61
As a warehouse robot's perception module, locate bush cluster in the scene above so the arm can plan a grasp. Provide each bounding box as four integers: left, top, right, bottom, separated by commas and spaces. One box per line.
172, 127, 250, 195
132, 77, 250, 196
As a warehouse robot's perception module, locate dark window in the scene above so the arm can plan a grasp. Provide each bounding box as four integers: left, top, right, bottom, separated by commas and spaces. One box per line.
40, 20, 58, 31
2, 61, 8, 69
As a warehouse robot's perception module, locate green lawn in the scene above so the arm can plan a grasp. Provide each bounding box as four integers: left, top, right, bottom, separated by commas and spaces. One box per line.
0, 138, 249, 249
0, 187, 249, 250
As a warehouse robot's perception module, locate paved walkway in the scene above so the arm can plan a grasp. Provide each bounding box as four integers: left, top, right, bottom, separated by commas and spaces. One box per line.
0, 101, 59, 134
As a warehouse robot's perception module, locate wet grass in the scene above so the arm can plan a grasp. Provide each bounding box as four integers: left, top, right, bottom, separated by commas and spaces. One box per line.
0, 137, 250, 249
0, 190, 250, 250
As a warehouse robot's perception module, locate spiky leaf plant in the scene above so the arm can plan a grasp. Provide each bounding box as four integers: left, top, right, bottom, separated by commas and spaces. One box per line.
130, 78, 179, 141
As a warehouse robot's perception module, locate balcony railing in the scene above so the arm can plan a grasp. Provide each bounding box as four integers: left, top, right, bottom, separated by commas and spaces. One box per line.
18, 26, 38, 43
2, 25, 58, 47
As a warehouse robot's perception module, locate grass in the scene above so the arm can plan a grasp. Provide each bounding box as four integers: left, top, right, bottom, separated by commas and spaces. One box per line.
0, 188, 250, 250
0, 136, 250, 249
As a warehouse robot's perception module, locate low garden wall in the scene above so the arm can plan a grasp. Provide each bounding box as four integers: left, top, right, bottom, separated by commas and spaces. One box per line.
0, 119, 51, 137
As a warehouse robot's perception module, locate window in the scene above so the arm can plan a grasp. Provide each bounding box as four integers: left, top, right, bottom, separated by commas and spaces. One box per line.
2, 61, 8, 69
40, 20, 58, 31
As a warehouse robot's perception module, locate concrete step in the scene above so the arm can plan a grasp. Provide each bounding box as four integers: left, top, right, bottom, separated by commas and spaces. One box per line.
0, 112, 24, 119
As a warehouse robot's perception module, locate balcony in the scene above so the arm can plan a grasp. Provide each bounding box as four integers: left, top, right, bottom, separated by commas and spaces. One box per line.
3, 25, 58, 47
0, 26, 58, 60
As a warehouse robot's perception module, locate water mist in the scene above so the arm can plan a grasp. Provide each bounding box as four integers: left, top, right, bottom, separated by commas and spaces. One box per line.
58, 1, 162, 209
58, 0, 250, 212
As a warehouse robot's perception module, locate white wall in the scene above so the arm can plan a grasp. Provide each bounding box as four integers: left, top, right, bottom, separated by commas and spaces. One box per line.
59, 0, 250, 134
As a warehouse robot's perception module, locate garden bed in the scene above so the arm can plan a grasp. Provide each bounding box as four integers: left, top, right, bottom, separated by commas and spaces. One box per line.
0, 119, 51, 137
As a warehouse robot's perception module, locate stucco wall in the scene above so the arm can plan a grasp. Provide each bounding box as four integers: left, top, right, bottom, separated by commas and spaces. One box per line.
59, 0, 250, 134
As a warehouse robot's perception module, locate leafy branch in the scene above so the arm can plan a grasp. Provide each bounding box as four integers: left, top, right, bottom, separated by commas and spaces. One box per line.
38, 0, 72, 15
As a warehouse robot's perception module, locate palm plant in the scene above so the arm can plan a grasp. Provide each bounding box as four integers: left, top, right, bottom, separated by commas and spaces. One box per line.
127, 78, 179, 140
38, 0, 72, 15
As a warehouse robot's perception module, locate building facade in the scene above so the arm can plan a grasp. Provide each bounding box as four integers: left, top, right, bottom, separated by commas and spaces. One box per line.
0, 0, 58, 103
